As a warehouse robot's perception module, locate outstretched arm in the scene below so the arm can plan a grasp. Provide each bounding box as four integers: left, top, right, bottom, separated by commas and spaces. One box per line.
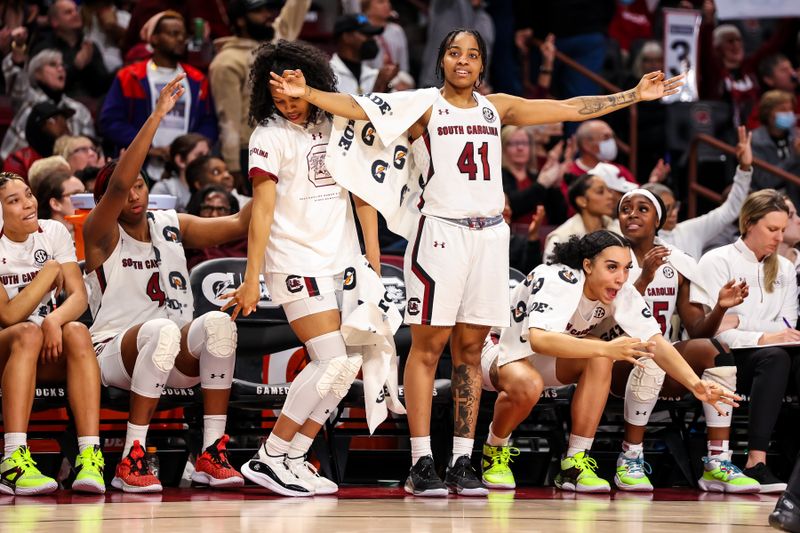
178, 199, 253, 249
491, 71, 684, 126
84, 74, 186, 271
270, 69, 369, 121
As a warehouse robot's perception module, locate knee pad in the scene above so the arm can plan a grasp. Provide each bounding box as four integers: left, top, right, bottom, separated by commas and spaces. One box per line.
282, 293, 338, 322
306, 331, 361, 399
132, 319, 181, 398
187, 312, 237, 390
309, 391, 344, 425
701, 364, 737, 428
624, 357, 666, 426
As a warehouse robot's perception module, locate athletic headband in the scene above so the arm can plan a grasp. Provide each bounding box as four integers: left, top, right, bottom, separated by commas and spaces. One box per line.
619, 188, 662, 222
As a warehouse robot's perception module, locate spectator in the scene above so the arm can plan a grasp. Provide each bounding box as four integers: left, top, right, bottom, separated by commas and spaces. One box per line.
34, 165, 85, 238
150, 133, 210, 212
506, 200, 545, 275
607, 0, 652, 59
3, 102, 72, 179
184, 184, 247, 269
81, 0, 131, 73
209, 0, 311, 180
361, 0, 411, 83
99, 11, 218, 180
30, 0, 112, 98
420, 0, 494, 89
747, 54, 800, 129
587, 162, 637, 209
543, 172, 620, 259
778, 196, 800, 298
55, 135, 102, 173
698, 0, 799, 129
331, 13, 395, 94
515, 0, 614, 98
185, 154, 250, 206
1, 22, 30, 99
568, 120, 636, 181
751, 90, 800, 205
27, 155, 71, 195
0, 49, 95, 160
501, 125, 567, 226
75, 165, 100, 193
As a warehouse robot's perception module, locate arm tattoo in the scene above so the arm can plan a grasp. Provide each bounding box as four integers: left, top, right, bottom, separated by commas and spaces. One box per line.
576, 89, 637, 116
452, 363, 481, 438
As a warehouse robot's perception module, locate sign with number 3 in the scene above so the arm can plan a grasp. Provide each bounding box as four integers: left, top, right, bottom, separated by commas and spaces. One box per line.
662, 8, 701, 104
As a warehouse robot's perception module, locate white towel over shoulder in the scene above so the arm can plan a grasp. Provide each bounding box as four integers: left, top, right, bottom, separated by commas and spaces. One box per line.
340, 256, 406, 434
325, 88, 439, 240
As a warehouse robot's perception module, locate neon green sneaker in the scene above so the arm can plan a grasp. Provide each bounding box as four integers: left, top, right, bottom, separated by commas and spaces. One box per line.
0, 446, 58, 496
73, 445, 106, 494
698, 452, 760, 493
614, 450, 654, 491
481, 443, 520, 489
554, 451, 610, 493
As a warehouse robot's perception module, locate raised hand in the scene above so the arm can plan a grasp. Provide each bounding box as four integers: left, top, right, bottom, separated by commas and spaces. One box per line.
717, 279, 749, 309
691, 380, 740, 415
527, 205, 546, 241
269, 69, 308, 98
636, 71, 684, 101
602, 337, 655, 366
154, 74, 186, 118
220, 278, 261, 321
735, 125, 753, 170
639, 246, 670, 285
539, 33, 556, 69
647, 158, 671, 184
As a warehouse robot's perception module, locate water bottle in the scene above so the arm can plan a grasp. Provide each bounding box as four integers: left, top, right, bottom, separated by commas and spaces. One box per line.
146, 446, 160, 479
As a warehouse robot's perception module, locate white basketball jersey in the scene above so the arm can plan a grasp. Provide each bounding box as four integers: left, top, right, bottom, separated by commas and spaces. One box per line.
419, 92, 504, 219
88, 226, 171, 343
0, 220, 76, 325
249, 115, 361, 276
630, 256, 680, 338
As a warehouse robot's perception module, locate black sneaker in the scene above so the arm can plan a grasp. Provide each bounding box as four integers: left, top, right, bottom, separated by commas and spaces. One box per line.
445, 455, 489, 496
743, 463, 788, 494
770, 493, 800, 533
404, 455, 447, 497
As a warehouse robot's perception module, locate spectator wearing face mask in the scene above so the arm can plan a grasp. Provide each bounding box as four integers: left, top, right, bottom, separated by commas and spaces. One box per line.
568, 120, 635, 182
330, 13, 396, 94
747, 54, 800, 130
751, 90, 800, 205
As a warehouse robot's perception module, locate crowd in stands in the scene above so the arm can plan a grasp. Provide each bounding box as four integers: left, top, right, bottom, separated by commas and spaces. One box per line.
1, 0, 800, 498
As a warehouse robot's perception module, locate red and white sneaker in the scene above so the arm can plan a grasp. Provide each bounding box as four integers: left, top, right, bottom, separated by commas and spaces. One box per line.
111, 441, 162, 493
192, 435, 244, 489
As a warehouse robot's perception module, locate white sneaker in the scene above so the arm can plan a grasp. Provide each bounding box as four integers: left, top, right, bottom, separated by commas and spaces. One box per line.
288, 458, 338, 495
241, 446, 313, 497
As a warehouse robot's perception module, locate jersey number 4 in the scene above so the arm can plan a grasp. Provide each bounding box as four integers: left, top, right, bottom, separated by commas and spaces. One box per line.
457, 142, 491, 181
146, 273, 166, 306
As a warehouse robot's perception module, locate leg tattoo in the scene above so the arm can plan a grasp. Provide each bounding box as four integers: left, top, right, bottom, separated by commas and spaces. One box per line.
452, 363, 481, 437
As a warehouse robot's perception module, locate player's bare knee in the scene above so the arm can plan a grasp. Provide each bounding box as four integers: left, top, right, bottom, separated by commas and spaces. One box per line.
15, 322, 43, 348
61, 322, 91, 349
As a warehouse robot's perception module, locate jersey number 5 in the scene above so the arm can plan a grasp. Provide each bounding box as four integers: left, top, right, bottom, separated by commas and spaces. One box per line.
146, 272, 166, 306
652, 301, 669, 336
457, 142, 491, 181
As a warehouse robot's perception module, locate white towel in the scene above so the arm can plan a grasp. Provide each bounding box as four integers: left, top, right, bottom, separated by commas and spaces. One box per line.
147, 209, 194, 326
325, 89, 439, 240
340, 256, 406, 433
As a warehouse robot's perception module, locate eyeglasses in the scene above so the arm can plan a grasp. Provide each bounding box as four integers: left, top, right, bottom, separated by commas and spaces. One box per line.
199, 204, 231, 215
69, 145, 98, 157
506, 140, 529, 148
61, 189, 86, 199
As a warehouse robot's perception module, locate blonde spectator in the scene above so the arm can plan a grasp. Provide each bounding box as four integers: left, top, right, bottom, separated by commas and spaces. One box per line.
55, 135, 102, 173
27, 155, 71, 195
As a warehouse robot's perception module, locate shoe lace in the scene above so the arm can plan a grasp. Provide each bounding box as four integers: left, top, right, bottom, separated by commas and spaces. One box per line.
84, 447, 105, 470
492, 447, 520, 467
623, 455, 652, 476
574, 454, 599, 473
207, 444, 233, 469
17, 447, 38, 470
704, 456, 743, 478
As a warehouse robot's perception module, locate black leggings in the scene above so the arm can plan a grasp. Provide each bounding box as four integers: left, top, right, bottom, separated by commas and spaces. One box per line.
734, 347, 800, 451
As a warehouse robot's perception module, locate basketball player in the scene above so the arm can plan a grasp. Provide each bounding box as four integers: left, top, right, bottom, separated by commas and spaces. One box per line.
608, 189, 759, 492
269, 28, 684, 496
478, 230, 738, 492
0, 172, 105, 495
82, 75, 252, 493
222, 40, 380, 497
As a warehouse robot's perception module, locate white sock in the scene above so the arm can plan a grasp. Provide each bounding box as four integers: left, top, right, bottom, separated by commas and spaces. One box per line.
4, 433, 26, 456
78, 436, 100, 453
287, 433, 315, 465
451, 436, 474, 466
708, 440, 729, 457
567, 434, 594, 457
410, 436, 432, 465
124, 423, 149, 456
486, 423, 509, 447
202, 415, 227, 449
622, 441, 644, 455
264, 433, 291, 457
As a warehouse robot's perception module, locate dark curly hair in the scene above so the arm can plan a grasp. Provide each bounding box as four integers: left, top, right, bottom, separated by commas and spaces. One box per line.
249, 40, 338, 126
435, 28, 488, 87
550, 230, 631, 270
